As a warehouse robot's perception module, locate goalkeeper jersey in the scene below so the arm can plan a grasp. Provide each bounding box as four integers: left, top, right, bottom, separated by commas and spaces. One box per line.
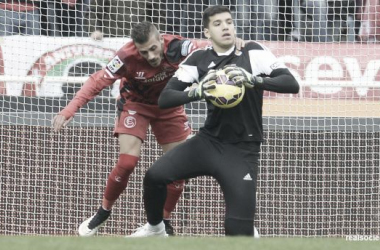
160, 41, 299, 143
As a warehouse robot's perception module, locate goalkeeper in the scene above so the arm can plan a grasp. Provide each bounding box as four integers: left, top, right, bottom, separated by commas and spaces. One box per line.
52, 21, 245, 237
129, 5, 299, 237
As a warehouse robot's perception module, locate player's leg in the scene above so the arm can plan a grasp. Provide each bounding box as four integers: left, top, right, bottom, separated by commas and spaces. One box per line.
128, 135, 213, 237
103, 134, 142, 209
78, 109, 149, 237
214, 142, 261, 236
78, 134, 142, 237
150, 106, 191, 235
160, 140, 186, 235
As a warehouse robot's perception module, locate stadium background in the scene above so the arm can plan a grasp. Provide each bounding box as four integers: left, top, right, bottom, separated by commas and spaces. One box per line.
1, 1, 380, 238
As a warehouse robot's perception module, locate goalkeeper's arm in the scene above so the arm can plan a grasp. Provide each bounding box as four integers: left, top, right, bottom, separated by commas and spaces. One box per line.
224, 65, 299, 94
159, 70, 216, 109
259, 68, 299, 94
158, 77, 195, 109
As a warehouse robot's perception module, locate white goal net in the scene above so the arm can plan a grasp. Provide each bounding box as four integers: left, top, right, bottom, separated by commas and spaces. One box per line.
0, 0, 379, 237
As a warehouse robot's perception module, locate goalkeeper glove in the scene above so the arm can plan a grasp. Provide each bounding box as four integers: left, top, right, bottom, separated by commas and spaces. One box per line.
223, 65, 263, 89
188, 69, 217, 100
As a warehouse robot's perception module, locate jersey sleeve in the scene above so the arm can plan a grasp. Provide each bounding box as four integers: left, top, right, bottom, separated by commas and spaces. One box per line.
59, 69, 119, 118
173, 50, 205, 83
189, 39, 211, 52
166, 38, 211, 64
159, 50, 207, 109
245, 42, 299, 94
246, 42, 287, 76
59, 49, 128, 118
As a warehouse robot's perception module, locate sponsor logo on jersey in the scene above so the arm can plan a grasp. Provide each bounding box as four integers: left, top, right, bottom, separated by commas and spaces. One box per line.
208, 61, 216, 68
181, 40, 193, 57
146, 71, 172, 83
107, 55, 124, 73
243, 173, 253, 181
135, 71, 145, 80
124, 116, 136, 128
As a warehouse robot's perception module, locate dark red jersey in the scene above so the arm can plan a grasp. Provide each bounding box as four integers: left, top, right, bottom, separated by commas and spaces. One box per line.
60, 34, 210, 118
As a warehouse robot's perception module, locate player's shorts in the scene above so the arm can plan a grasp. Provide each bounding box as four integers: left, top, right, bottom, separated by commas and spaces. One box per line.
114, 100, 191, 145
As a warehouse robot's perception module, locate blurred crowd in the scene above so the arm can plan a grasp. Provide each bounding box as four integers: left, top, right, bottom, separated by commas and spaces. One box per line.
0, 0, 379, 42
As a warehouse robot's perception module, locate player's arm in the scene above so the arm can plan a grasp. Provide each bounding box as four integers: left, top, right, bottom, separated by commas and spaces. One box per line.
52, 70, 118, 132
225, 66, 299, 94
224, 42, 299, 94
258, 68, 299, 93
159, 57, 216, 109
52, 54, 125, 132
158, 76, 194, 109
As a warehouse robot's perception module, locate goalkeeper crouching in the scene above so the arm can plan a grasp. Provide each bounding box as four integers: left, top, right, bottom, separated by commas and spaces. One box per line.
128, 5, 299, 237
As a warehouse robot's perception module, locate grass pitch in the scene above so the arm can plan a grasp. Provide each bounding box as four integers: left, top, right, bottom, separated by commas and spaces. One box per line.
1, 236, 379, 250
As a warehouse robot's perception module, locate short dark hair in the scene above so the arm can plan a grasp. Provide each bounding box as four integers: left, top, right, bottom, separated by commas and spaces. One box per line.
131, 21, 159, 44
203, 5, 232, 28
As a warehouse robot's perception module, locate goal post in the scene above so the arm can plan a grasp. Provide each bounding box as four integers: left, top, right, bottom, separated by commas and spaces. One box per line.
1, 1, 379, 237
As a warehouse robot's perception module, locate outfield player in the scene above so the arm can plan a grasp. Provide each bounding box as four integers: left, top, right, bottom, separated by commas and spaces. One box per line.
128, 5, 299, 237
52, 21, 245, 237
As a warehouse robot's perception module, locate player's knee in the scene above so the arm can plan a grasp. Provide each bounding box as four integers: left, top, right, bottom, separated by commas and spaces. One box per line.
143, 168, 167, 188
109, 154, 139, 183
225, 217, 254, 236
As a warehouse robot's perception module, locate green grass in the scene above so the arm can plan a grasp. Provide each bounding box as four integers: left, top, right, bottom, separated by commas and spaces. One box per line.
1, 236, 379, 250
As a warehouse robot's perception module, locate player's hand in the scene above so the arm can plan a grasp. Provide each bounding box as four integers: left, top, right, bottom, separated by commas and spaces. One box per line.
188, 69, 217, 100
223, 65, 263, 89
52, 114, 72, 132
234, 37, 245, 52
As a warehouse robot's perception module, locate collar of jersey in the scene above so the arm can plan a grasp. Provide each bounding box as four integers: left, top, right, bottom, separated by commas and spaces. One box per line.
215, 46, 235, 56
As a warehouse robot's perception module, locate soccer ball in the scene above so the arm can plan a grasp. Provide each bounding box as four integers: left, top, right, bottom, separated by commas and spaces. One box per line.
206, 69, 245, 109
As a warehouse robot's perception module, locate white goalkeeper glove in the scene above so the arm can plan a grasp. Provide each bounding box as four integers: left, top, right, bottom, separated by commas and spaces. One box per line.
223, 65, 263, 89
188, 69, 217, 100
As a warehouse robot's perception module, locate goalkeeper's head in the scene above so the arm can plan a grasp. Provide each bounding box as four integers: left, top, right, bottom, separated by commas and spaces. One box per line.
131, 21, 164, 68
202, 5, 236, 53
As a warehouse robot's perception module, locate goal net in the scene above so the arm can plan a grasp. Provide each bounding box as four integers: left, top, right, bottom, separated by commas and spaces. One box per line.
0, 0, 379, 237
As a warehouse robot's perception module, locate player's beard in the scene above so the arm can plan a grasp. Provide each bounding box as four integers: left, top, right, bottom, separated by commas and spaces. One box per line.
149, 58, 161, 67
149, 45, 164, 67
